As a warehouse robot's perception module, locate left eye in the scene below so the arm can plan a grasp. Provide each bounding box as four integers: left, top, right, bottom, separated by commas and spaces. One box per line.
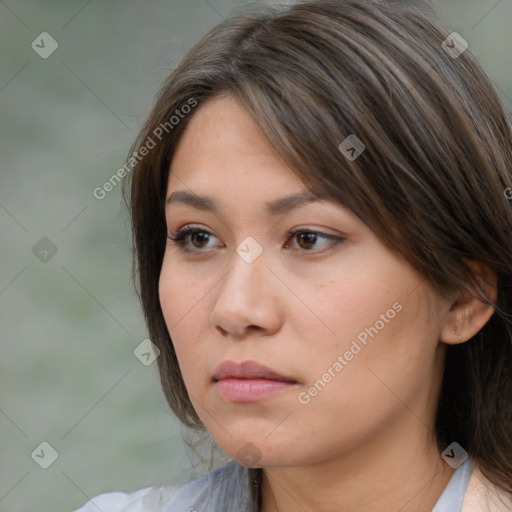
167, 227, 343, 254
286, 229, 342, 252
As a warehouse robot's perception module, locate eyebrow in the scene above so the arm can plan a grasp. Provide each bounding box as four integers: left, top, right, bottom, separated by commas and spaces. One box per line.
165, 190, 322, 216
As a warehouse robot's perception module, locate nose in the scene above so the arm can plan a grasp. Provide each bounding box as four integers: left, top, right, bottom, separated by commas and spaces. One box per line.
210, 245, 283, 338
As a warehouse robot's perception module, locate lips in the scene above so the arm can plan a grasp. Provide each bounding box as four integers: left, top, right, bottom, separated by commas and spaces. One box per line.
213, 360, 298, 403
213, 360, 296, 383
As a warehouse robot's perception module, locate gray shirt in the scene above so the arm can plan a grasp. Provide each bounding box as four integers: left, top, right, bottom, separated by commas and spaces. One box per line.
74, 457, 474, 511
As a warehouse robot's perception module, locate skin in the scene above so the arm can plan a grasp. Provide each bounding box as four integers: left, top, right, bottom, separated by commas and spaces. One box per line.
159, 95, 497, 512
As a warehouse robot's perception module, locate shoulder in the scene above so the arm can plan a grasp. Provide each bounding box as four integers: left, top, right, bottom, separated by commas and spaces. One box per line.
161, 461, 255, 511
72, 483, 182, 512
72, 461, 249, 512
462, 464, 512, 512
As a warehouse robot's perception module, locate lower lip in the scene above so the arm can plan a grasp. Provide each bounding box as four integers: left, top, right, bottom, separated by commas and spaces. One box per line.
215, 378, 296, 402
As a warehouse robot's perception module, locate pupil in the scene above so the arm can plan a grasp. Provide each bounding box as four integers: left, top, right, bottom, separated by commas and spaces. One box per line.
192, 232, 208, 247
299, 233, 316, 249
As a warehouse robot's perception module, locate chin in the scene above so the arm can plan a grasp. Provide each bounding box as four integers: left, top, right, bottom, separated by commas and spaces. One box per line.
214, 433, 293, 469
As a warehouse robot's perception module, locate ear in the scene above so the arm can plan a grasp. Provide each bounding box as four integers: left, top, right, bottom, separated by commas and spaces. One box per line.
440, 260, 498, 345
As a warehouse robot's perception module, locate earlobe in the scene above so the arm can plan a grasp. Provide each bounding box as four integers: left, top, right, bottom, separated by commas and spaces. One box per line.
440, 261, 498, 345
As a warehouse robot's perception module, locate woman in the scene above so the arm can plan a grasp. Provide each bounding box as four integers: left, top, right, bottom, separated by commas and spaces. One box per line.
75, 0, 512, 510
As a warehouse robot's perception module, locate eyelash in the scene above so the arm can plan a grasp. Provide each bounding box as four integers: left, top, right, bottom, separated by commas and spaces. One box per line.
166, 226, 343, 255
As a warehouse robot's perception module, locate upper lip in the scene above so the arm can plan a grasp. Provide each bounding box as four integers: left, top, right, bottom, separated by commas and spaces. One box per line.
213, 360, 296, 382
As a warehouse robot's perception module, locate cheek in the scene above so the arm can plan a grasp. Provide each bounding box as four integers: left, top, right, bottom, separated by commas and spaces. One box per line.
300, 282, 443, 421
292, 257, 408, 351
295, 255, 441, 394
158, 252, 208, 327
158, 258, 208, 384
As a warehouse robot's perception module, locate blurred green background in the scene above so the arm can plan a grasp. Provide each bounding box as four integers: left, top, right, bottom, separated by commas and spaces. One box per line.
1, 1, 510, 511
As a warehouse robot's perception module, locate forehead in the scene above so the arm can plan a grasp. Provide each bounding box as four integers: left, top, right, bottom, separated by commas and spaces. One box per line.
167, 95, 307, 195
173, 95, 267, 150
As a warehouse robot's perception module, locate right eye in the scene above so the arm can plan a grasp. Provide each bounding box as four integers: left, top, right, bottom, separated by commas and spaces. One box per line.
167, 226, 221, 252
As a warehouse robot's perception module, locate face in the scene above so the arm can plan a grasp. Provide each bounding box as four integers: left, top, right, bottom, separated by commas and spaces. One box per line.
159, 95, 452, 469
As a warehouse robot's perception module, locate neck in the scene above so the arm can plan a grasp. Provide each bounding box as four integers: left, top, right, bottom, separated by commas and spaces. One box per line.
259, 418, 454, 512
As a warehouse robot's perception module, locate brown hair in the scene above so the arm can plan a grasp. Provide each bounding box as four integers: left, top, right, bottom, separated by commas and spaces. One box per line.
125, 0, 512, 497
